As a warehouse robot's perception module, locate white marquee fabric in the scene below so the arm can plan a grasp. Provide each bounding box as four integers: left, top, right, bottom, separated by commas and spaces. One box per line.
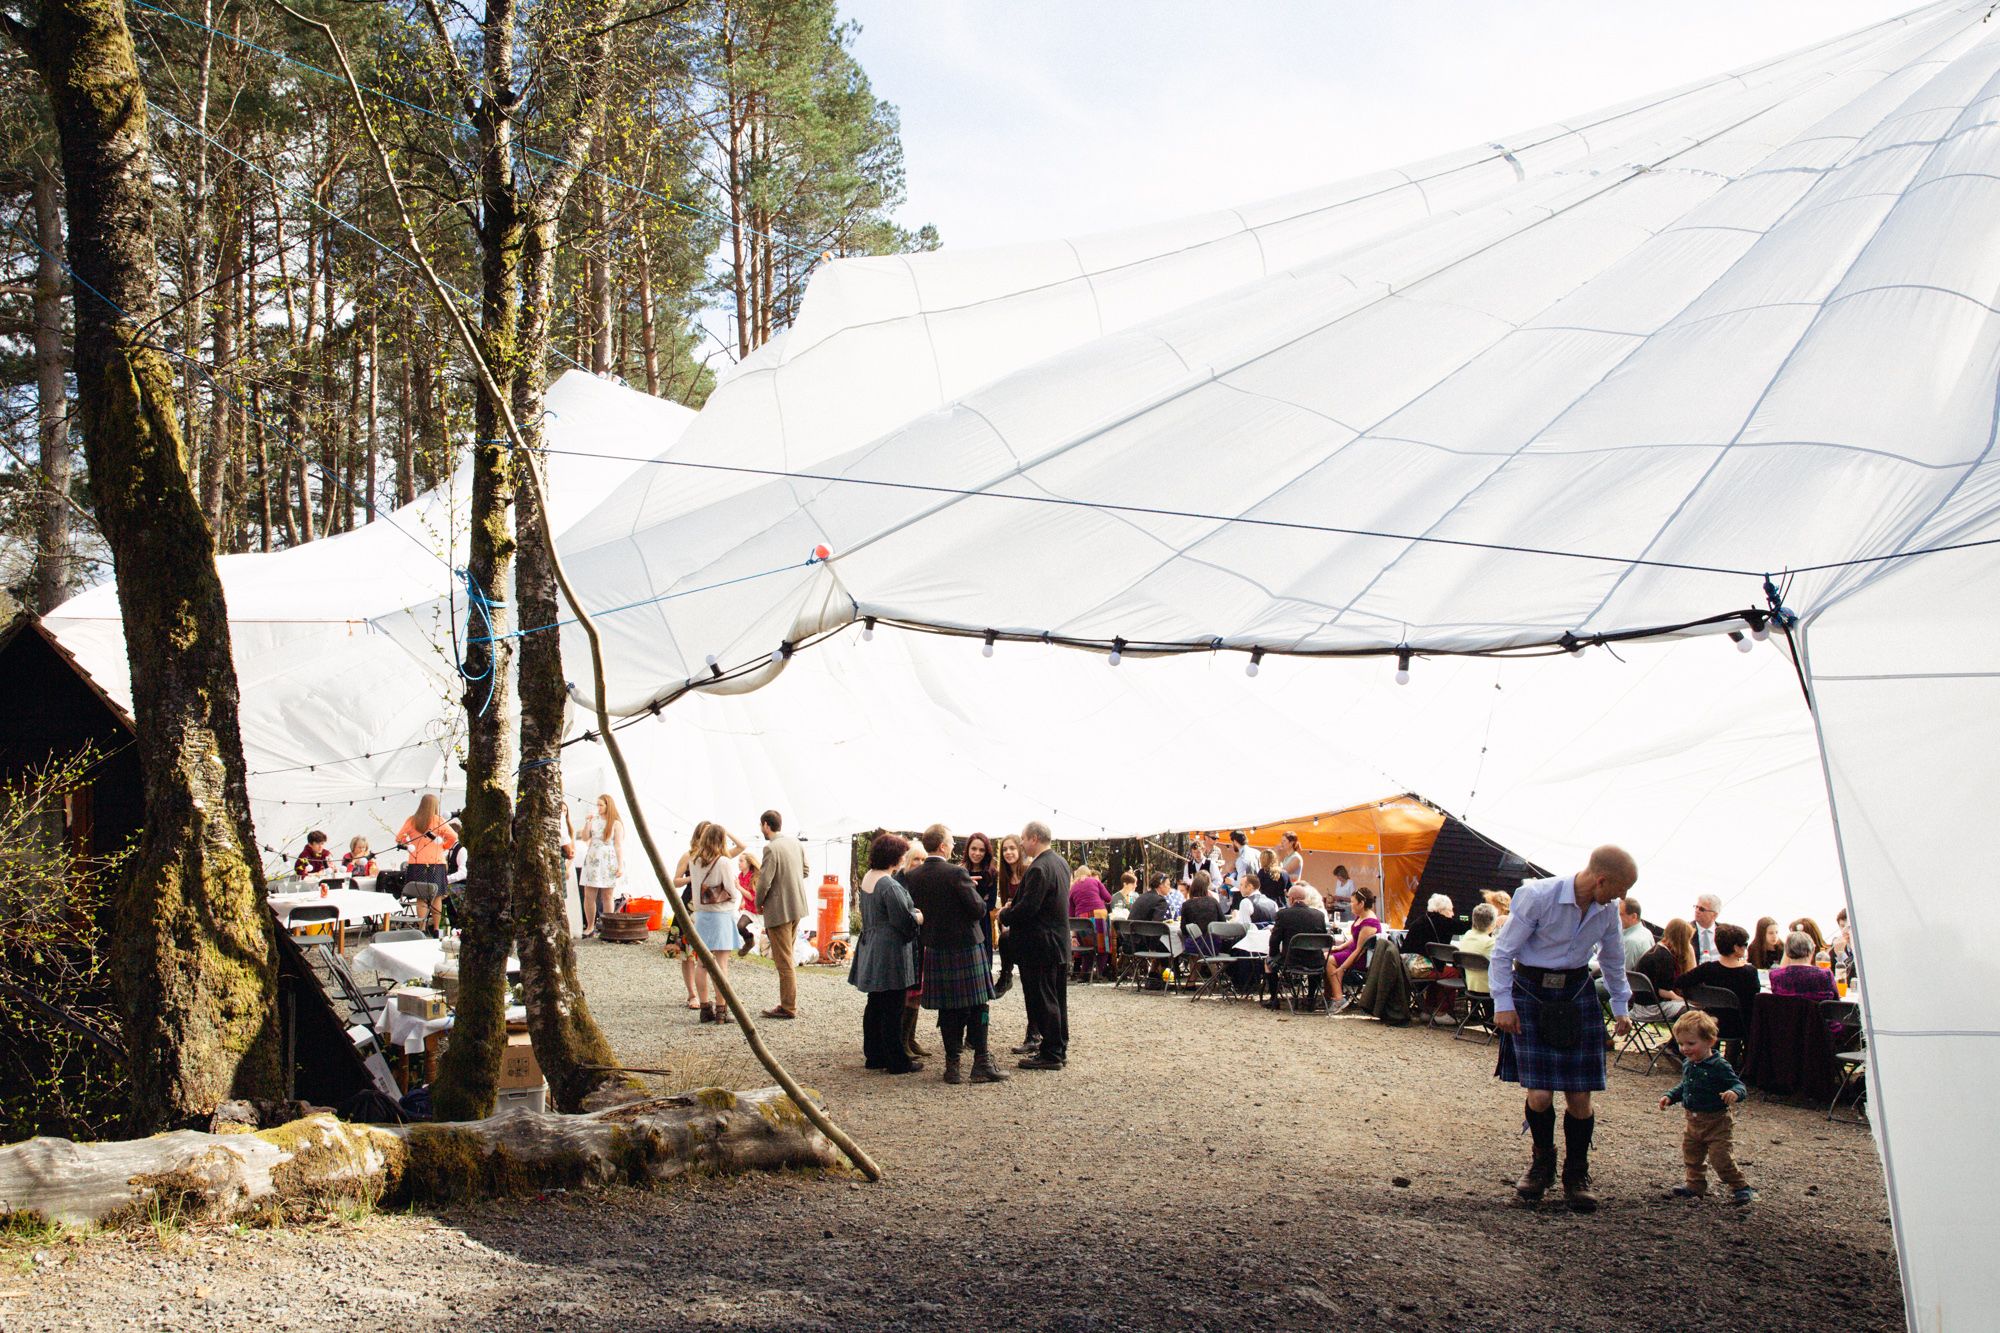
36, 4, 1996, 1325
530, 5, 1995, 1326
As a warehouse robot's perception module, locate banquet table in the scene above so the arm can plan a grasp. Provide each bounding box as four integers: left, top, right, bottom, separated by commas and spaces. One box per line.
353, 937, 522, 986
1742, 991, 1844, 1102
269, 886, 401, 929
1165, 921, 1272, 957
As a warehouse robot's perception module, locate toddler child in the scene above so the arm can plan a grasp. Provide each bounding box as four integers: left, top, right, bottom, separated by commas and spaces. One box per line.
1660, 1009, 1755, 1204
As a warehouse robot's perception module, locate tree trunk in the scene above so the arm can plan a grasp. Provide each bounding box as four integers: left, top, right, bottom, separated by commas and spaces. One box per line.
5, 0, 280, 1131
366, 313, 379, 522
512, 220, 618, 1112
31, 154, 71, 613
0, 1090, 842, 1228
636, 228, 659, 397
589, 182, 613, 374
397, 351, 416, 505
201, 179, 241, 543
429, 61, 527, 1119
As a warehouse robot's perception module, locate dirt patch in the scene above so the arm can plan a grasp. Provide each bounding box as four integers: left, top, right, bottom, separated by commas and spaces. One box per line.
0, 939, 1902, 1330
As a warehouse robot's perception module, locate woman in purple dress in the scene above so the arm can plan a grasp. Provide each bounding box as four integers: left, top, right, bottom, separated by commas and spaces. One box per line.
1325, 885, 1381, 1012
1768, 931, 1838, 999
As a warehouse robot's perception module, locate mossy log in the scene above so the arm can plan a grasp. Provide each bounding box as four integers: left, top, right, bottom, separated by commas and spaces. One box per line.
0, 1087, 840, 1228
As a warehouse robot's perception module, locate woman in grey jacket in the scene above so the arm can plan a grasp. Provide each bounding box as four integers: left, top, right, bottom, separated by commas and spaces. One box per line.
850, 832, 923, 1074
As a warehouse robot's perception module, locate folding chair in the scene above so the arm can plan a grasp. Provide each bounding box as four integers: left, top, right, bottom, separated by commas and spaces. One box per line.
1188, 920, 1248, 1001
1450, 950, 1497, 1044
1684, 983, 1746, 1062
1419, 941, 1463, 1029
1276, 933, 1333, 1014
1821, 999, 1867, 1122
1615, 971, 1679, 1074
1069, 917, 1103, 982
285, 902, 344, 955
1125, 920, 1173, 990
1110, 919, 1139, 987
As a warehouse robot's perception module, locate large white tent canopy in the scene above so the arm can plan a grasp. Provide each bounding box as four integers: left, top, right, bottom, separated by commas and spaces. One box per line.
41, 4, 1996, 1326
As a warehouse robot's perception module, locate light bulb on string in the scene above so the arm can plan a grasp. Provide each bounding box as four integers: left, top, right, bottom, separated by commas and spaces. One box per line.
1395, 648, 1412, 686
1747, 611, 1770, 642
861, 616, 876, 643
705, 653, 722, 680
1728, 630, 1753, 653
1108, 637, 1126, 667
1246, 647, 1264, 678
982, 629, 997, 659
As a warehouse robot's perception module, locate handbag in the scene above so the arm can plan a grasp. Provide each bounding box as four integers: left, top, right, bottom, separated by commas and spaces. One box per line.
698, 859, 733, 907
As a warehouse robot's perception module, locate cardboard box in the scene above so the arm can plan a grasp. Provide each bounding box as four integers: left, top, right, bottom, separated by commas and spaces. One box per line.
499, 1032, 541, 1089
393, 987, 447, 1021
495, 1082, 547, 1114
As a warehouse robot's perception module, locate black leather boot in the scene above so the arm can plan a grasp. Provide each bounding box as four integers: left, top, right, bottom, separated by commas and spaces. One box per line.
1516, 1102, 1558, 1201
1562, 1113, 1598, 1213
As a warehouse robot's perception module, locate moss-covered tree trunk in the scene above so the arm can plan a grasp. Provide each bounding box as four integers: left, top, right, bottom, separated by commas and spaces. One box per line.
513, 219, 618, 1111
428, 167, 522, 1122
31, 153, 72, 613
3, 0, 279, 1130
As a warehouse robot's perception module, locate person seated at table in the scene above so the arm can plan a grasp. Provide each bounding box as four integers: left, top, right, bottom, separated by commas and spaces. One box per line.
1400, 892, 1459, 959
1162, 875, 1186, 920
343, 836, 376, 877
1788, 916, 1827, 958
1482, 888, 1512, 924
1769, 931, 1838, 999
1178, 871, 1226, 945
1265, 884, 1329, 1008
1108, 869, 1138, 918
1828, 908, 1856, 977
1230, 874, 1279, 929
1677, 923, 1759, 1062
1068, 865, 1112, 918
1127, 873, 1169, 923
1452, 902, 1500, 994
1746, 916, 1783, 972
1324, 885, 1381, 1013
1254, 848, 1291, 906
1631, 917, 1695, 1022
294, 830, 332, 878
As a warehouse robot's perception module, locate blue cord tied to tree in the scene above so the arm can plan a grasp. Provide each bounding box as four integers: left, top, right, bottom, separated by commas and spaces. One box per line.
457, 567, 506, 716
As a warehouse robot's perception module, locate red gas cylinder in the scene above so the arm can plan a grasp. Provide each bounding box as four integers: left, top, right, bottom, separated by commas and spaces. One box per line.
815, 875, 846, 963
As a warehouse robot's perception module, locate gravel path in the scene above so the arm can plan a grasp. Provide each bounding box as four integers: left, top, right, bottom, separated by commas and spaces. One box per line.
3, 940, 1903, 1331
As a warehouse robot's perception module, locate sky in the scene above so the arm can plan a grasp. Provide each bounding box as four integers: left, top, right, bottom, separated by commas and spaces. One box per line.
836, 0, 1920, 251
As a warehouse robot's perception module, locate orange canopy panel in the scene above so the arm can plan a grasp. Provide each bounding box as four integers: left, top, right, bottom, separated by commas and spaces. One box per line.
1226, 795, 1445, 929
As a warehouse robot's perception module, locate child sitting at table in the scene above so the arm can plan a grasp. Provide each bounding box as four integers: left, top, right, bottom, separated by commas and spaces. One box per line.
1660, 1009, 1755, 1204
344, 836, 377, 876
294, 830, 332, 877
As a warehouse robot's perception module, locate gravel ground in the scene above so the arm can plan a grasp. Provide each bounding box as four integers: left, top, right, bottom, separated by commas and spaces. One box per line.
2, 940, 1903, 1331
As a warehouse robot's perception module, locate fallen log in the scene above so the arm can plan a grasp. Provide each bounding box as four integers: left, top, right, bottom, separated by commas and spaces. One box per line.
0, 1086, 840, 1228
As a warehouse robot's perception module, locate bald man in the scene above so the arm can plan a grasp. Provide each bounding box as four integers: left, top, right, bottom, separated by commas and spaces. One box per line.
1487, 845, 1638, 1213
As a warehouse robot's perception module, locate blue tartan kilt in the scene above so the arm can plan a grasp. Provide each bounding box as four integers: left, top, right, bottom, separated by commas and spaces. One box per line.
920, 944, 993, 1010
1496, 977, 1607, 1093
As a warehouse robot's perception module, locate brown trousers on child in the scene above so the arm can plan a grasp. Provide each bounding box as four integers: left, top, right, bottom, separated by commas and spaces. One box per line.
1681, 1109, 1748, 1192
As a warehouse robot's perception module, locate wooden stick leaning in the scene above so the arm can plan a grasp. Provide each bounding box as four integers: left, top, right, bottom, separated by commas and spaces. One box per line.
283, 6, 881, 1182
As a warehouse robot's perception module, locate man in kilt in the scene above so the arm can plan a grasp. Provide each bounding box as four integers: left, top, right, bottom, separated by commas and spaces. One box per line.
1490, 846, 1638, 1212
903, 825, 1009, 1085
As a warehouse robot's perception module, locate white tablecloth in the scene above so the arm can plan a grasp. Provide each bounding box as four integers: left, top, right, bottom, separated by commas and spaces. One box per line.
1164, 921, 1272, 957
269, 888, 402, 928
352, 938, 521, 986
376, 994, 529, 1054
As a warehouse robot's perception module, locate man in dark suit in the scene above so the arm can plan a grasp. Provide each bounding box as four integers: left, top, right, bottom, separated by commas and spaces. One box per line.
902, 825, 1009, 1085
1127, 875, 1169, 923
1265, 884, 1330, 1009
1002, 820, 1071, 1070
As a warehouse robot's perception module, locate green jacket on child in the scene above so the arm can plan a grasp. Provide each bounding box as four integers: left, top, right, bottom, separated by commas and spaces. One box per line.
1665, 1052, 1747, 1112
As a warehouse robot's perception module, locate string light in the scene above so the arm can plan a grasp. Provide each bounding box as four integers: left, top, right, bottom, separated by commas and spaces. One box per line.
705, 653, 722, 680
1246, 647, 1264, 678
771, 640, 796, 667
1108, 637, 1126, 667
1395, 648, 1412, 685
1728, 629, 1754, 653
862, 616, 876, 643
1747, 610, 1770, 642
982, 629, 997, 659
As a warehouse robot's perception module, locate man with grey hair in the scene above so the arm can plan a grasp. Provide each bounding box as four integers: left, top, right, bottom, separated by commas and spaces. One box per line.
1002, 821, 1071, 1069
1692, 893, 1723, 963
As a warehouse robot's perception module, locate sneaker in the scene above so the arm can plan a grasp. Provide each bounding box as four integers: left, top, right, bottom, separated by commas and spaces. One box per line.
1732, 1187, 1758, 1206
1328, 995, 1353, 1015
1671, 1186, 1709, 1198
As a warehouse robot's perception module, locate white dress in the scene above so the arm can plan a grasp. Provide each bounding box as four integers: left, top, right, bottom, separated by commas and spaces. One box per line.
578, 816, 621, 888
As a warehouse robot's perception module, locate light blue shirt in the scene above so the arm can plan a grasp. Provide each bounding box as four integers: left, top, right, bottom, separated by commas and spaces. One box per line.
1489, 875, 1631, 1017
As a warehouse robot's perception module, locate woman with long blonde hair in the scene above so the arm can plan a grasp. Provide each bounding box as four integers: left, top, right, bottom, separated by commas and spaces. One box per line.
396, 793, 458, 934
577, 793, 626, 937
687, 821, 747, 1023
